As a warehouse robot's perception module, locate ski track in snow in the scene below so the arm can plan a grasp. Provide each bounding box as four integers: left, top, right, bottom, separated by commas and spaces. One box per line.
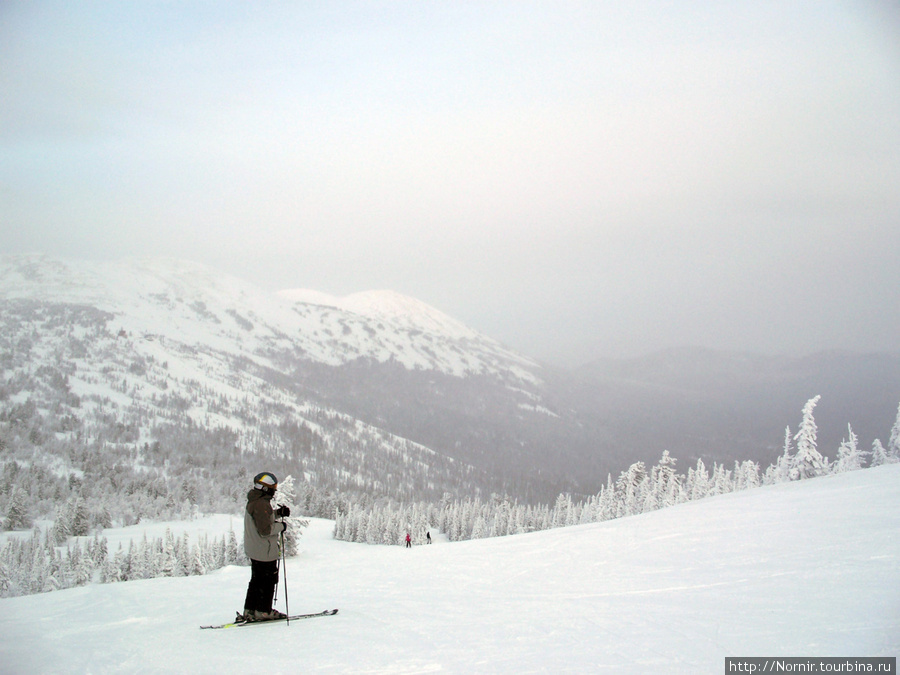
1, 465, 898, 674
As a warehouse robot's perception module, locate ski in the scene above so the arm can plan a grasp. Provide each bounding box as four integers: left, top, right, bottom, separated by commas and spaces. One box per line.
200, 608, 338, 629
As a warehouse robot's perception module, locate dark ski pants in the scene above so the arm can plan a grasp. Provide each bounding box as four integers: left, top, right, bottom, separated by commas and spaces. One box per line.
244, 559, 279, 613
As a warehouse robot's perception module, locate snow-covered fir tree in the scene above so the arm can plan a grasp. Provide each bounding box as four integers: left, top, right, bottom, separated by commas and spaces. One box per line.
616, 461, 648, 517
686, 458, 711, 501
791, 396, 827, 479
767, 426, 794, 484
645, 450, 681, 510
833, 425, 866, 473
274, 475, 307, 557
887, 405, 900, 461
888, 402, 900, 462
870, 439, 895, 467
3, 485, 31, 531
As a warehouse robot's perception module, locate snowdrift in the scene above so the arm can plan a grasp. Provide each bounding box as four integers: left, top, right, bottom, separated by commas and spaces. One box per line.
1, 465, 898, 674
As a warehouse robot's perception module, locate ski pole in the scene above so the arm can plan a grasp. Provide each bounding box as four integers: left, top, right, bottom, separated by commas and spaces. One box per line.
280, 521, 289, 625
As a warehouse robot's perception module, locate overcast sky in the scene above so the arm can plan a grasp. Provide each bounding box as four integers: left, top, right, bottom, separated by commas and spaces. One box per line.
2, 1, 899, 365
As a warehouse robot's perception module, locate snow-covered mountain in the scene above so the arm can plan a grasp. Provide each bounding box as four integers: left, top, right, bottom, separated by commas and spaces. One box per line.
278, 287, 482, 342
2, 254, 898, 509
0, 255, 537, 380
0, 254, 557, 506
2, 463, 897, 673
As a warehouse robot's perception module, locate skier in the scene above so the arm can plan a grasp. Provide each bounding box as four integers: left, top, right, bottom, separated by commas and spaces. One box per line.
242, 471, 291, 621
426, 531, 432, 544
405, 532, 412, 548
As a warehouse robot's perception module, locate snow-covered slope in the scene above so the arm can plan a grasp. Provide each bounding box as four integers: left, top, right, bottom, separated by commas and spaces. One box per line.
1, 253, 548, 499
278, 288, 481, 341
0, 254, 538, 381
2, 465, 897, 673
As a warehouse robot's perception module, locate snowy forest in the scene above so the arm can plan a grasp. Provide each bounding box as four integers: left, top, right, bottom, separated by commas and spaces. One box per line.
3, 396, 898, 598
333, 397, 900, 545
0, 475, 308, 598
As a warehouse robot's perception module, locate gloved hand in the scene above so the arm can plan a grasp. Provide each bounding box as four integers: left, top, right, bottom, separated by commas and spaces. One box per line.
275, 505, 291, 518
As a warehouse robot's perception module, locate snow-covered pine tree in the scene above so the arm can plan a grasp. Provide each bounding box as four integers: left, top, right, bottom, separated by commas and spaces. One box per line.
687, 458, 710, 501
578, 495, 595, 525
870, 439, 895, 467
69, 497, 90, 537
179, 532, 193, 576
791, 396, 827, 479
160, 528, 177, 577
0, 556, 10, 595
551, 493, 571, 528
645, 450, 680, 511
31, 537, 50, 594
274, 475, 306, 556
490, 496, 511, 537
51, 502, 71, 545
94, 502, 113, 529
731, 460, 758, 491
3, 485, 31, 531
46, 541, 63, 591
566, 498, 580, 527
100, 546, 119, 583
386, 508, 403, 545
191, 544, 206, 576
833, 424, 867, 473
888, 402, 900, 462
709, 463, 734, 495
616, 461, 648, 517
513, 504, 527, 534
139, 534, 155, 580
337, 506, 354, 542
471, 515, 487, 539
226, 529, 242, 565
65, 540, 92, 586
365, 507, 383, 545
122, 541, 137, 581
767, 426, 795, 484
88, 533, 108, 569
595, 475, 616, 522
355, 511, 369, 544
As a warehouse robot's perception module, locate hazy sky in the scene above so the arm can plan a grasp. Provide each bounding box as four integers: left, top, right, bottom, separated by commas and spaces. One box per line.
2, 1, 899, 364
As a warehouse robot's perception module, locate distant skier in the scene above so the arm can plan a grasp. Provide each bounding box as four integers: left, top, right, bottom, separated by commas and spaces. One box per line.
405, 532, 412, 548
426, 531, 432, 544
242, 472, 290, 622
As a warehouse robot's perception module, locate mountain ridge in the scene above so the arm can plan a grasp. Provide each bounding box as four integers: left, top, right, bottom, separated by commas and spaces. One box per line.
0, 254, 539, 382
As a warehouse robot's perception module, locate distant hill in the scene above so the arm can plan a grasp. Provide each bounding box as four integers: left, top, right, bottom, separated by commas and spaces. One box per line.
557, 346, 900, 471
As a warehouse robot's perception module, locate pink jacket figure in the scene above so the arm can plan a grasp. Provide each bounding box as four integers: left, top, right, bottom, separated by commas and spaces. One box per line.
405, 533, 411, 548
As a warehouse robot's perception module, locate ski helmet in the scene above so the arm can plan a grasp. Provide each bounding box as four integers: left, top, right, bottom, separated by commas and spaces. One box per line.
253, 472, 278, 492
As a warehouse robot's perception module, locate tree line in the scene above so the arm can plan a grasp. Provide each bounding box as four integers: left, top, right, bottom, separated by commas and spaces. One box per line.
0, 525, 246, 598
333, 397, 900, 546
0, 475, 307, 599
2, 395, 898, 597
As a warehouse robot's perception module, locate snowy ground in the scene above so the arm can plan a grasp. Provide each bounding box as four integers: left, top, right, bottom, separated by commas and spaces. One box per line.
2, 465, 898, 674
